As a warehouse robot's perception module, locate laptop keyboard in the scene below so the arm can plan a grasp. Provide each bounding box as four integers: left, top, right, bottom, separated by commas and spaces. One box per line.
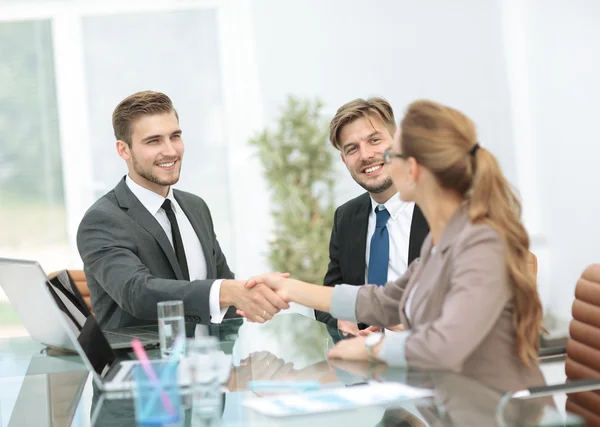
103, 331, 133, 345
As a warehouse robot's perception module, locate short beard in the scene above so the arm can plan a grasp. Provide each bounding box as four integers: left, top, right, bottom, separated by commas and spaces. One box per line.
358, 176, 393, 194
132, 154, 180, 186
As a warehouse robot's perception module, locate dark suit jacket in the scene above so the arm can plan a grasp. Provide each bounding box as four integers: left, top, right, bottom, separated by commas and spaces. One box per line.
315, 192, 428, 328
76, 177, 235, 329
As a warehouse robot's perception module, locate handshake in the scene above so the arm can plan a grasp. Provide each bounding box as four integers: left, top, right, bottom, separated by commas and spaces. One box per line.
220, 272, 294, 323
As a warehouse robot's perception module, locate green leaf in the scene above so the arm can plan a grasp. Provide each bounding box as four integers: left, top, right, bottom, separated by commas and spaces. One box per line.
249, 96, 336, 284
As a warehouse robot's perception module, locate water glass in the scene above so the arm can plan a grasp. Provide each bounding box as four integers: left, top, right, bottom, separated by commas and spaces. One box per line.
133, 361, 181, 426
158, 300, 186, 359
187, 336, 223, 420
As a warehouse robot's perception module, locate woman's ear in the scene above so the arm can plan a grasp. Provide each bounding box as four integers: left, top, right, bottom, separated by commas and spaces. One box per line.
407, 157, 419, 182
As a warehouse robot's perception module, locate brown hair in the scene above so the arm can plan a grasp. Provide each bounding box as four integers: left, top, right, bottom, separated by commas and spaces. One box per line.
400, 100, 542, 367
329, 97, 396, 150
112, 91, 178, 146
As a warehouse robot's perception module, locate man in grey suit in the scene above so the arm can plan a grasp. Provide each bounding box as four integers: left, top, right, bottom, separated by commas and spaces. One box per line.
77, 91, 287, 330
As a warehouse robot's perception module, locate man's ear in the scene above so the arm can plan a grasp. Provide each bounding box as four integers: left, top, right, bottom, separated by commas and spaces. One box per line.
116, 140, 130, 161
340, 152, 347, 166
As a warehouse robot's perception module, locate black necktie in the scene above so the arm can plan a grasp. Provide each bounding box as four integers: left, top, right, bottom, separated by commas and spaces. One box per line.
161, 199, 190, 280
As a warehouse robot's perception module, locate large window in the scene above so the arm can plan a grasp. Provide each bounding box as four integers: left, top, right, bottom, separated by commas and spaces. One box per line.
0, 1, 262, 337
0, 20, 66, 337
81, 8, 233, 260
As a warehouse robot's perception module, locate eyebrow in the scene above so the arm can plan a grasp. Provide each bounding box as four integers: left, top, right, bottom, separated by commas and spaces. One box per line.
366, 130, 382, 139
342, 131, 382, 150
141, 129, 182, 143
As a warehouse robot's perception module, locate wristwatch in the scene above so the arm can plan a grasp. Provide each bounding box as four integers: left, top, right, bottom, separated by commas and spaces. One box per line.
364, 332, 384, 358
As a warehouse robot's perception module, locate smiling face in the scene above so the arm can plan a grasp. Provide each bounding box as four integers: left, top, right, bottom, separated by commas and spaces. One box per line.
338, 115, 395, 201
116, 111, 184, 197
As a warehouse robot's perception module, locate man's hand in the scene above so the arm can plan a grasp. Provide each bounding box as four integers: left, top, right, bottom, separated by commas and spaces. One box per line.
338, 320, 360, 337
236, 272, 292, 320
244, 272, 289, 294
221, 279, 289, 323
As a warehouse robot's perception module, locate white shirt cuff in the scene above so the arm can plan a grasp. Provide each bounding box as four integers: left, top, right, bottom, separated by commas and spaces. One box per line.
209, 279, 229, 323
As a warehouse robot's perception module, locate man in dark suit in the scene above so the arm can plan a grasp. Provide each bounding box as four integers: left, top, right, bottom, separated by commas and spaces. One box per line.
77, 91, 287, 330
315, 98, 428, 340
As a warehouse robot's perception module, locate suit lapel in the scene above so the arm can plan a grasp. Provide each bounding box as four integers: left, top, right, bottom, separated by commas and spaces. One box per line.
114, 178, 184, 279
174, 191, 216, 277
408, 205, 429, 264
405, 208, 469, 324
347, 194, 370, 284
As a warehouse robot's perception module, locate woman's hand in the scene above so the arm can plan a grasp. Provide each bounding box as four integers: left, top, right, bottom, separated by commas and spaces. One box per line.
328, 335, 385, 362
358, 324, 404, 336
244, 272, 290, 292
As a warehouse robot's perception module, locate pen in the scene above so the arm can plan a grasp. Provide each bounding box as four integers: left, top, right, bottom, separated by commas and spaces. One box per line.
140, 336, 185, 419
131, 338, 176, 417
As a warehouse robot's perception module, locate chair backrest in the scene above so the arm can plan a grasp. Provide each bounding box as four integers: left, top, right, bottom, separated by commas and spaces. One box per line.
50, 269, 92, 312
565, 264, 600, 425
67, 270, 92, 312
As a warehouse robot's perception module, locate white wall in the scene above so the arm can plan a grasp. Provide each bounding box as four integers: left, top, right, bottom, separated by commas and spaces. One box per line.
250, 0, 518, 206
3, 0, 597, 325
248, 0, 600, 324
519, 0, 600, 322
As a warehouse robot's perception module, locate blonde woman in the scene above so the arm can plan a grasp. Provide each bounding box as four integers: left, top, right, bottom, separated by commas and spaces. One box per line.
243, 100, 545, 391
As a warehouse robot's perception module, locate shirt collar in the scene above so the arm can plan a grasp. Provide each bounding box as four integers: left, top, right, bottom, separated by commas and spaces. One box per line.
370, 193, 409, 221
125, 175, 176, 216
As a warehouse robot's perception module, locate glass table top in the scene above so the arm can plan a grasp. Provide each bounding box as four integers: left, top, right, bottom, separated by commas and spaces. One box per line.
0, 312, 585, 426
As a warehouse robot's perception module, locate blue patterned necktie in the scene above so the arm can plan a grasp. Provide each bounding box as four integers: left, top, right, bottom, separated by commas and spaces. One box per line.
368, 205, 390, 286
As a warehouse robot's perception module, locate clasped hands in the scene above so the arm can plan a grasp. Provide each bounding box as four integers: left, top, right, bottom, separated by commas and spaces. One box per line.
222, 272, 291, 323
234, 272, 404, 334
230, 273, 405, 363
232, 272, 291, 322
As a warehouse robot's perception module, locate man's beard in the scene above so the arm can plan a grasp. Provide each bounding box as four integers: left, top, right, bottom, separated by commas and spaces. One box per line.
132, 154, 180, 186
353, 157, 393, 194
357, 175, 393, 194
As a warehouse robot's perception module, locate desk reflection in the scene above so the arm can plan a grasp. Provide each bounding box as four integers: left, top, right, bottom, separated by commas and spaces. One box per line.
87, 314, 577, 427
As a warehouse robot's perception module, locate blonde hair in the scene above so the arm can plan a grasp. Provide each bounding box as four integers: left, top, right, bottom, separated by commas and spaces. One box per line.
112, 91, 178, 146
329, 97, 396, 150
400, 100, 542, 367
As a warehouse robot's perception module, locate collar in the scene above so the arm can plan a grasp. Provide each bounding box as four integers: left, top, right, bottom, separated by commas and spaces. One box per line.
370, 193, 409, 221
125, 175, 176, 216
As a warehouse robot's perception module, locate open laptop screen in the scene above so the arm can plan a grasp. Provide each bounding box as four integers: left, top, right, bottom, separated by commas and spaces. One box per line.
46, 270, 117, 379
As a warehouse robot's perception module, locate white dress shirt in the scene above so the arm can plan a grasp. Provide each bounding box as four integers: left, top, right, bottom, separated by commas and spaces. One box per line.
126, 176, 228, 323
365, 193, 415, 284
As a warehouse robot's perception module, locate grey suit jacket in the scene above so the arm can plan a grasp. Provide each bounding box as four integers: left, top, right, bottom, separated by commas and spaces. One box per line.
330, 207, 546, 392
76, 177, 235, 329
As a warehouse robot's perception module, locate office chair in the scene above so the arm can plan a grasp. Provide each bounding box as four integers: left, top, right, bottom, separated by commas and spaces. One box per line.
500, 264, 600, 426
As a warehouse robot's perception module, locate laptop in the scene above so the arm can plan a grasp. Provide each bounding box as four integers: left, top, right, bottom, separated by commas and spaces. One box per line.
0, 258, 159, 350
0, 258, 231, 392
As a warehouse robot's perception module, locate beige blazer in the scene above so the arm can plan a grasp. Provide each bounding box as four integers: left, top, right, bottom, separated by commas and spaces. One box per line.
349, 208, 545, 392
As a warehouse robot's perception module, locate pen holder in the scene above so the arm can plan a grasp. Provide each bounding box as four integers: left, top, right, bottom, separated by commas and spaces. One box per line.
133, 361, 181, 426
